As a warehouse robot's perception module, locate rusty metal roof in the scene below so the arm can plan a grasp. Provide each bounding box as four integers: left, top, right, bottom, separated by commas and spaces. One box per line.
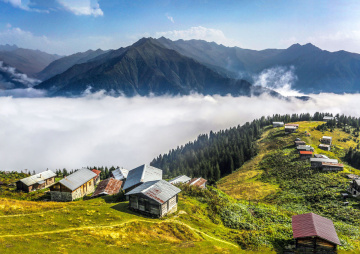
59, 168, 97, 191
92, 169, 101, 179
188, 177, 207, 188
321, 162, 344, 167
125, 180, 181, 204
123, 164, 162, 191
292, 213, 341, 246
168, 175, 191, 184
19, 170, 56, 186
92, 178, 123, 197
111, 168, 129, 180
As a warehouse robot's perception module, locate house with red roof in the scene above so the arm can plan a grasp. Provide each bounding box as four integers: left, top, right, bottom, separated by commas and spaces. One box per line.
92, 178, 123, 198
299, 150, 313, 160
292, 213, 341, 253
92, 169, 101, 185
188, 177, 207, 189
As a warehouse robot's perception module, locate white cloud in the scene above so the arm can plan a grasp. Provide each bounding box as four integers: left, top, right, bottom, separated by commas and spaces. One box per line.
1, 93, 360, 173
166, 13, 174, 23
57, 0, 103, 17
156, 26, 238, 46
0, 61, 41, 88
1, 0, 48, 12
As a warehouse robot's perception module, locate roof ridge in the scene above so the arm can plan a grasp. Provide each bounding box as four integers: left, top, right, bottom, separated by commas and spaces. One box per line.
140, 164, 146, 182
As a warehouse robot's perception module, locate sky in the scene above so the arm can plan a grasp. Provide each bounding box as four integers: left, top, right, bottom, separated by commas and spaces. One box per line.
0, 0, 360, 55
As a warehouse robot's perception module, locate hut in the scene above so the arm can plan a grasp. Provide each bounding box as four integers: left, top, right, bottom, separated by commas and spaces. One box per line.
321, 162, 344, 171
50, 169, 96, 202
273, 122, 284, 127
299, 151, 313, 159
323, 116, 336, 121
188, 177, 207, 189
16, 170, 56, 192
349, 179, 360, 197
111, 168, 129, 181
310, 158, 338, 168
92, 169, 101, 185
123, 164, 162, 193
92, 178, 123, 198
319, 144, 331, 151
297, 145, 314, 152
285, 123, 299, 128
321, 136, 332, 145
292, 213, 341, 253
168, 175, 191, 185
295, 140, 306, 146
285, 125, 297, 134
314, 154, 329, 159
126, 180, 181, 217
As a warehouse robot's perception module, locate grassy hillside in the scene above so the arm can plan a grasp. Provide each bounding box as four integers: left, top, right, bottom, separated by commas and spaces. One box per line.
1, 121, 360, 253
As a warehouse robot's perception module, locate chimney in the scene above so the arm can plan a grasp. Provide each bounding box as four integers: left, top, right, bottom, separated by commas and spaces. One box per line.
39, 174, 42, 178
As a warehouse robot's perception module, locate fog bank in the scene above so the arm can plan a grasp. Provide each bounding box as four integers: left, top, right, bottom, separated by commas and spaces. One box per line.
1, 93, 360, 172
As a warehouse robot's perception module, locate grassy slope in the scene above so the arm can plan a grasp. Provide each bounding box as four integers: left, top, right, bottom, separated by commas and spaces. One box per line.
218, 121, 360, 252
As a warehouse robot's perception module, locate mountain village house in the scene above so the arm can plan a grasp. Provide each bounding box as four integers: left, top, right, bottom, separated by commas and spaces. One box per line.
92, 169, 101, 185
292, 213, 341, 253
323, 116, 336, 121
299, 151, 313, 159
188, 177, 207, 189
168, 175, 191, 185
92, 178, 123, 198
322, 162, 344, 171
296, 145, 314, 152
349, 179, 360, 197
310, 158, 338, 168
321, 136, 332, 145
285, 125, 297, 133
123, 164, 162, 193
50, 169, 97, 201
16, 170, 56, 192
294, 140, 306, 146
126, 180, 181, 217
111, 168, 129, 181
273, 122, 284, 127
319, 144, 331, 151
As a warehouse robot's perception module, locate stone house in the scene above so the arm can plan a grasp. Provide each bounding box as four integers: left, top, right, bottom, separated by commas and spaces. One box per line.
16, 170, 56, 192
50, 169, 96, 201
123, 164, 162, 193
126, 180, 181, 217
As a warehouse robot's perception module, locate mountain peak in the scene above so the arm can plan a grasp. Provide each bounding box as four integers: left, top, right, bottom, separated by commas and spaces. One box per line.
0, 44, 18, 51
287, 42, 320, 52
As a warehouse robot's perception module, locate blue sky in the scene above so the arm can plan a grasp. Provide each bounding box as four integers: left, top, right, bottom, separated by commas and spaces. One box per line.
1, 0, 360, 55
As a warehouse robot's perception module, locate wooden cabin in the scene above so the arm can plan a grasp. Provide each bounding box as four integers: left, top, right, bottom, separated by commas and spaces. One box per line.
294, 140, 306, 146
111, 168, 129, 181
16, 170, 56, 192
323, 116, 336, 121
50, 169, 96, 201
285, 123, 299, 128
188, 177, 207, 189
168, 175, 191, 185
321, 162, 344, 171
321, 136, 332, 145
273, 122, 284, 127
319, 144, 331, 151
91, 169, 101, 185
297, 145, 314, 152
285, 126, 297, 133
123, 164, 162, 193
92, 178, 123, 198
349, 179, 360, 197
126, 180, 181, 217
299, 151, 313, 160
292, 213, 340, 253
310, 158, 338, 168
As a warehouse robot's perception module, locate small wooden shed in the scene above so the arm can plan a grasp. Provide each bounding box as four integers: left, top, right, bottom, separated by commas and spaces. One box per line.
126, 180, 181, 217
292, 213, 341, 253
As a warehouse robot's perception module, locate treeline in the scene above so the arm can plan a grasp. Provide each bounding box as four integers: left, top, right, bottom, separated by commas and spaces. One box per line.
150, 112, 332, 183
54, 166, 121, 180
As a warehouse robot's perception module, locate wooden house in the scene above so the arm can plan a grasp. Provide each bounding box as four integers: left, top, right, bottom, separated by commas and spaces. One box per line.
91, 169, 101, 185
310, 158, 338, 168
321, 136, 332, 145
111, 168, 129, 181
126, 180, 181, 217
92, 178, 123, 198
348, 179, 360, 197
296, 145, 314, 152
314, 154, 329, 159
319, 144, 331, 151
285, 125, 297, 133
168, 175, 191, 185
16, 170, 56, 192
299, 151, 313, 159
123, 164, 162, 193
285, 123, 299, 128
273, 122, 284, 127
294, 140, 306, 146
188, 177, 207, 189
50, 169, 97, 202
292, 213, 341, 253
321, 162, 344, 171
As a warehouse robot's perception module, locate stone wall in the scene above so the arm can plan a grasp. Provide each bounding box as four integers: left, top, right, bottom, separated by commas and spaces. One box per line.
50, 191, 72, 202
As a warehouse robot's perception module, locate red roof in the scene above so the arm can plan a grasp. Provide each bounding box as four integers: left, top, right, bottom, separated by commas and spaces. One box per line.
188, 177, 207, 188
92, 169, 101, 178
292, 213, 341, 246
92, 178, 123, 197
300, 151, 313, 155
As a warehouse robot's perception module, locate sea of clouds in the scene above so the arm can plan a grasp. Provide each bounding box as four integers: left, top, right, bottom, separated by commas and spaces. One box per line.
1, 66, 360, 173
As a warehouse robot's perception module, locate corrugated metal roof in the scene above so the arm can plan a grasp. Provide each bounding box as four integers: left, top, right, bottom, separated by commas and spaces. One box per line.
292, 213, 341, 246
310, 158, 338, 163
323, 116, 335, 120
285, 126, 297, 129
19, 170, 56, 186
314, 154, 329, 159
59, 169, 97, 191
123, 164, 162, 191
92, 178, 123, 197
322, 136, 332, 139
300, 151, 313, 155
111, 168, 129, 180
296, 145, 314, 150
188, 177, 207, 188
319, 144, 331, 147
321, 162, 343, 167
125, 180, 181, 204
168, 175, 191, 184
285, 124, 299, 127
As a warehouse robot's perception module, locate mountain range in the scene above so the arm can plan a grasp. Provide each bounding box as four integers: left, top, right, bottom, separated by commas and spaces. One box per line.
1, 38, 360, 96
